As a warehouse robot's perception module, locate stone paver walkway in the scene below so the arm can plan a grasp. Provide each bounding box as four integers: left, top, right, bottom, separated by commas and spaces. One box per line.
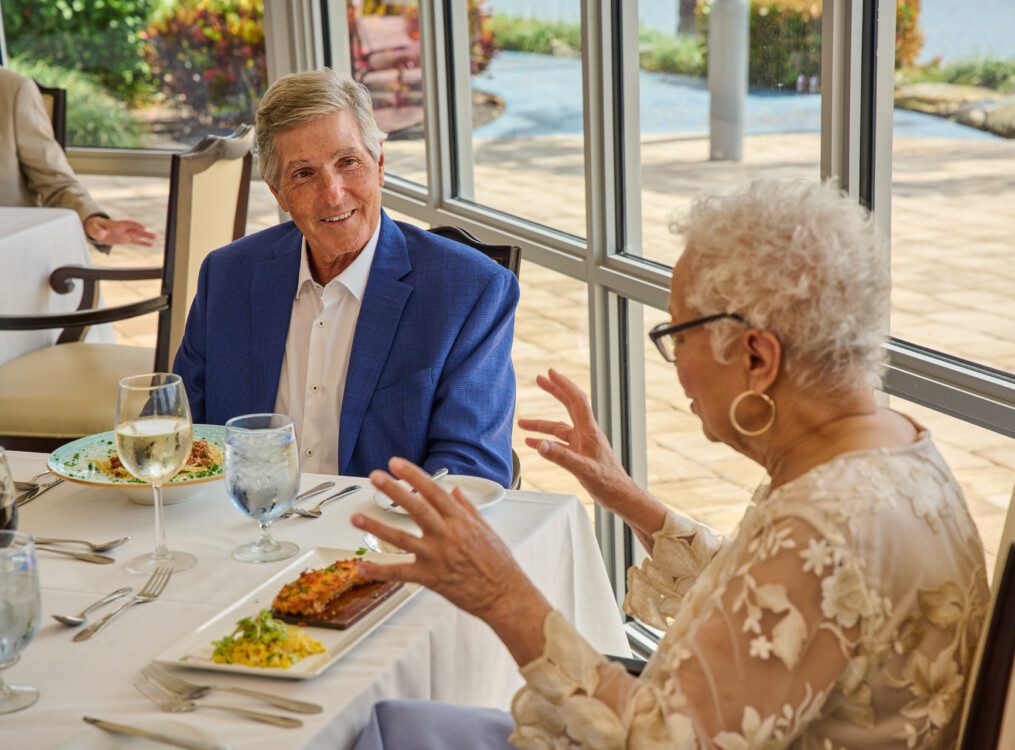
78, 128, 1014, 570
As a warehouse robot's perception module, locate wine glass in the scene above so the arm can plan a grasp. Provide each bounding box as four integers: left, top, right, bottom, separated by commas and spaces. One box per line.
115, 373, 196, 575
0, 530, 41, 713
0, 448, 16, 532
225, 413, 300, 563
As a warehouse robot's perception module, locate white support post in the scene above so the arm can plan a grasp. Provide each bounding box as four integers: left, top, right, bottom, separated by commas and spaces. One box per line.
708, 0, 749, 161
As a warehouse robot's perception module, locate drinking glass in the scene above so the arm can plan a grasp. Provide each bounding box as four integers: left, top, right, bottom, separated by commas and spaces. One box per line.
115, 373, 196, 575
225, 413, 300, 563
0, 531, 41, 713
0, 448, 15, 532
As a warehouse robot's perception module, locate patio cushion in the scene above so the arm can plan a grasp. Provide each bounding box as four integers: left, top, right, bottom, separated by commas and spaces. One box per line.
0, 342, 153, 439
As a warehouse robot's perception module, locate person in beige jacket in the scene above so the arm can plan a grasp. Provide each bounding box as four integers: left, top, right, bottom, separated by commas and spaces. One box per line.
0, 66, 155, 248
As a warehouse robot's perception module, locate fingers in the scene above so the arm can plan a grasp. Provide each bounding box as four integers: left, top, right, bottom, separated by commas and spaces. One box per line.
516, 418, 572, 441
369, 469, 444, 534
387, 458, 460, 517
350, 512, 424, 554
356, 559, 420, 584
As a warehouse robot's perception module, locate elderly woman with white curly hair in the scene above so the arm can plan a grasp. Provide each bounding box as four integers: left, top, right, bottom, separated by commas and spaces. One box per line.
350, 179, 988, 749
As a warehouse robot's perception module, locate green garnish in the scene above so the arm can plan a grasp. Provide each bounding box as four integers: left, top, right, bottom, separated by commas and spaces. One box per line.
355, 547, 368, 556
212, 609, 289, 656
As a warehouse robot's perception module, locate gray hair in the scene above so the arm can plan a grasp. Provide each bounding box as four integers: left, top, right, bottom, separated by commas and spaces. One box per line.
255, 68, 387, 187
672, 179, 887, 394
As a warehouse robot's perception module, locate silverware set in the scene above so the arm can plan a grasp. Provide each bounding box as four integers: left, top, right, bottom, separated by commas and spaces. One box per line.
133, 667, 307, 728
279, 481, 360, 519
14, 471, 63, 507
74, 561, 174, 642
141, 664, 322, 714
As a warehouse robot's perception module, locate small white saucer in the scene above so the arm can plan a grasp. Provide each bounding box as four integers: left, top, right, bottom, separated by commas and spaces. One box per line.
373, 474, 505, 515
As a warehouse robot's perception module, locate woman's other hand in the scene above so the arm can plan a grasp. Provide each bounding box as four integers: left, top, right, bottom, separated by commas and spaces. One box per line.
351, 457, 552, 667
84, 215, 157, 247
518, 368, 668, 550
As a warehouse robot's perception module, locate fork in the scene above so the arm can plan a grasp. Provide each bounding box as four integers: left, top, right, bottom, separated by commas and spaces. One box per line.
74, 561, 173, 642
280, 483, 360, 519
141, 664, 322, 714
134, 672, 302, 728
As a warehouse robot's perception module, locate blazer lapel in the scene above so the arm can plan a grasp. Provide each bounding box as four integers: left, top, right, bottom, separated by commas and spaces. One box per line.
250, 229, 301, 413
339, 212, 412, 472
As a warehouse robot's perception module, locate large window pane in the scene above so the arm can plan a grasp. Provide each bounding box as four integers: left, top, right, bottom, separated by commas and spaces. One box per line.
890, 0, 1015, 374
346, 0, 427, 185
3, 0, 267, 149
460, 2, 586, 238
633, 0, 822, 265
889, 395, 1015, 574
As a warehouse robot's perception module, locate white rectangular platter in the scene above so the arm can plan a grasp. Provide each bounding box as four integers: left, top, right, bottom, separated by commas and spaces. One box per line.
154, 547, 420, 680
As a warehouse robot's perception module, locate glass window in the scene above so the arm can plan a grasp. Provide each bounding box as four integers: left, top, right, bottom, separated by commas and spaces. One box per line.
346, 0, 427, 186
2, 0, 267, 149
889, 0, 1015, 375
459, 2, 586, 238
889, 395, 1015, 574
632, 0, 822, 266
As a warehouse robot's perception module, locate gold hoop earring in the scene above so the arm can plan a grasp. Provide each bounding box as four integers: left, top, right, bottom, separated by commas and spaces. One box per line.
729, 390, 776, 437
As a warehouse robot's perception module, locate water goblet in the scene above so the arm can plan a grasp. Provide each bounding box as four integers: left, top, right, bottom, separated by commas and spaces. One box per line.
0, 447, 16, 531
0, 530, 42, 713
115, 373, 196, 575
225, 414, 300, 563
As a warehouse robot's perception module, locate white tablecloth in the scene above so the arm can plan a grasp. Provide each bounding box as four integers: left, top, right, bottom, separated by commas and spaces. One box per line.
0, 207, 113, 367
3, 450, 630, 749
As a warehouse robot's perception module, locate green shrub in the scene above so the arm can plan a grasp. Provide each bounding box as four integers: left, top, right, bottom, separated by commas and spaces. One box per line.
142, 0, 267, 127
2, 0, 159, 103
488, 15, 582, 56
639, 29, 707, 77
897, 56, 1015, 94
8, 56, 145, 149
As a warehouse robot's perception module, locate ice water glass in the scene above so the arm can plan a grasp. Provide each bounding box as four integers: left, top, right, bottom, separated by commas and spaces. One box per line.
225, 414, 300, 563
0, 531, 41, 713
0, 448, 15, 532
115, 373, 196, 575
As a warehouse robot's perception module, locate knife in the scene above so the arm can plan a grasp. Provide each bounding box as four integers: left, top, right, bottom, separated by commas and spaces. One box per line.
83, 716, 226, 750
36, 545, 115, 564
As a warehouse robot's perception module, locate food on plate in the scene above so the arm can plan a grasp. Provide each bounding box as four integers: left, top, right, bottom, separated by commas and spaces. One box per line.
272, 559, 375, 617
211, 609, 324, 668
89, 439, 223, 482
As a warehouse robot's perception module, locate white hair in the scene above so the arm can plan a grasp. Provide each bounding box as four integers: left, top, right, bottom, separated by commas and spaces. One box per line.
671, 179, 887, 394
255, 68, 386, 187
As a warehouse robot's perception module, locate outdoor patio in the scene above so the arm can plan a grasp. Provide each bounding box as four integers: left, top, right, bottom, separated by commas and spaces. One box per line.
79, 127, 1014, 570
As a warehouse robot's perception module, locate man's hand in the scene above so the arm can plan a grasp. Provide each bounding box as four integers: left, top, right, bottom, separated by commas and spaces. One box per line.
83, 215, 157, 247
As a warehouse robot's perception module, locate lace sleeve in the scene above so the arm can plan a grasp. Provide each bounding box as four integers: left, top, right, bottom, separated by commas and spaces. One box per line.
624, 511, 727, 629
511, 517, 866, 749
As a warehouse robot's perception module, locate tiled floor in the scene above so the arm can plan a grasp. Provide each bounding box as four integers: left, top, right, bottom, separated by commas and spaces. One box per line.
76, 129, 1014, 571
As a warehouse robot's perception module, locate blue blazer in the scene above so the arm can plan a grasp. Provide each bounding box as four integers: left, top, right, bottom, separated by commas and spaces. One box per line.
173, 211, 518, 486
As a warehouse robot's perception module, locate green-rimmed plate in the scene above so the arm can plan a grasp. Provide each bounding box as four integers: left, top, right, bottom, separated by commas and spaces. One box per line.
47, 424, 226, 505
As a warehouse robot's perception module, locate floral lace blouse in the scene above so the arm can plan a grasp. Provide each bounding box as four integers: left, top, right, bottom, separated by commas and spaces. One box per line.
510, 429, 989, 749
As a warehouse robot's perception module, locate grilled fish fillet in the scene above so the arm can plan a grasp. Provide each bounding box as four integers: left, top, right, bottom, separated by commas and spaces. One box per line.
272, 560, 373, 616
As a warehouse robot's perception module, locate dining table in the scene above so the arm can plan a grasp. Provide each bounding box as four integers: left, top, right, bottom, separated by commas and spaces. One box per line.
0, 207, 113, 368
2, 449, 631, 749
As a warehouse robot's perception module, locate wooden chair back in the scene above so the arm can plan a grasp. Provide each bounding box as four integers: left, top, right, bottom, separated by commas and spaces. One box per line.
35, 81, 67, 150
156, 125, 254, 370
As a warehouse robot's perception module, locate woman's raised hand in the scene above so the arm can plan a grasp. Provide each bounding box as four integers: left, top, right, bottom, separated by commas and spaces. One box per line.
517, 369, 633, 511
351, 458, 551, 665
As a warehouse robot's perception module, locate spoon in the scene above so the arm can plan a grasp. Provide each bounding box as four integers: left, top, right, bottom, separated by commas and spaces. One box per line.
52, 587, 133, 626
35, 545, 115, 564
295, 484, 361, 518
35, 536, 131, 553
362, 532, 411, 555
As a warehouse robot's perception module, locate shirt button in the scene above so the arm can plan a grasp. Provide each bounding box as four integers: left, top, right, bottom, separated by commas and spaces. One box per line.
305, 449, 314, 457
311, 384, 320, 393
316, 319, 326, 328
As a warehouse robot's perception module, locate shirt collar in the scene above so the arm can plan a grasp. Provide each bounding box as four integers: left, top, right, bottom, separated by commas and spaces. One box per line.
294, 218, 381, 302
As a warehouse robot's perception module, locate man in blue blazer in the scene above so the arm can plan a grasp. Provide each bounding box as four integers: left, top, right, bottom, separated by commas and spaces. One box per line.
173, 70, 517, 486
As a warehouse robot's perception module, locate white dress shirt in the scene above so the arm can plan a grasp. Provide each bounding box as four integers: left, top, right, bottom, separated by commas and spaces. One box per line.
273, 221, 380, 473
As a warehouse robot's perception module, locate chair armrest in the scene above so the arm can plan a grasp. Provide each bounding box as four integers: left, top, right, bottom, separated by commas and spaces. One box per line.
0, 295, 169, 332
50, 265, 162, 294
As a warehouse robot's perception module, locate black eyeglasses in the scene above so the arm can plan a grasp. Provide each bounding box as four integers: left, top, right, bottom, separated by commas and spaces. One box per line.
648, 313, 747, 362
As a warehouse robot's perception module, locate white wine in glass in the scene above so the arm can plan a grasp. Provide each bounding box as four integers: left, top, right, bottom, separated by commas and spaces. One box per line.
116, 373, 196, 575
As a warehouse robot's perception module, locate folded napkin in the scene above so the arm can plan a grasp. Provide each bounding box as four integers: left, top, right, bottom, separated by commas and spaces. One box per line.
353, 699, 514, 750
